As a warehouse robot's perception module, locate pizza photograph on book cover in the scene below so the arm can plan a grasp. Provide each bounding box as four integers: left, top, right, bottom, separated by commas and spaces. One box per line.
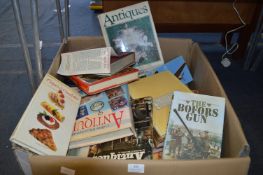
98, 1, 164, 71
162, 91, 225, 160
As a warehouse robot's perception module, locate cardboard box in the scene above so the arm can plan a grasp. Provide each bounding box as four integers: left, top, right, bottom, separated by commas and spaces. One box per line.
14, 36, 250, 175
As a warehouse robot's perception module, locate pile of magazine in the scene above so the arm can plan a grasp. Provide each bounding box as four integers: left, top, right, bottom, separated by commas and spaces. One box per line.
10, 1, 226, 161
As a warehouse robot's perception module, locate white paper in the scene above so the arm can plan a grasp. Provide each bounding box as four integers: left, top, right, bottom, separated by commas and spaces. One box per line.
128, 164, 144, 173
60, 167, 75, 175
57, 47, 112, 76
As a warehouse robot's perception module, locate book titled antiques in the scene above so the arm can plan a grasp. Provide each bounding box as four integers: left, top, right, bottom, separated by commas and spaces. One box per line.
69, 85, 136, 149
68, 97, 154, 160
98, 1, 164, 71
163, 91, 225, 160
10, 74, 81, 156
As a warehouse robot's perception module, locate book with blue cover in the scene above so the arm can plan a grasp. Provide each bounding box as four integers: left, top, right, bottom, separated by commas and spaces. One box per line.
69, 85, 136, 149
145, 56, 193, 85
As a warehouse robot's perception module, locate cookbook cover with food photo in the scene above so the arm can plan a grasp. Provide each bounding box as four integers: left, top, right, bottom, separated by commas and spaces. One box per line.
10, 74, 81, 156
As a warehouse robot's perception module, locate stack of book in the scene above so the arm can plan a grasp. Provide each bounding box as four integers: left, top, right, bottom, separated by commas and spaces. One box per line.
10, 1, 226, 161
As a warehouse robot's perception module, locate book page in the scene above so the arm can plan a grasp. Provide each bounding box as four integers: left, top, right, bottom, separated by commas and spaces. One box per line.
57, 47, 111, 76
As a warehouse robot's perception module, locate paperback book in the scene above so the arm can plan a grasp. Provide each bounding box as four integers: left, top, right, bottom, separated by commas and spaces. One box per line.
69, 85, 136, 149
68, 97, 154, 160
98, 1, 164, 71
145, 56, 193, 85
163, 91, 225, 160
10, 74, 81, 156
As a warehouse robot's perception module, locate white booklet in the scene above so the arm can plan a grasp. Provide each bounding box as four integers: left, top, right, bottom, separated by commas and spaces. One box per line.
98, 1, 164, 72
10, 74, 81, 156
57, 47, 112, 76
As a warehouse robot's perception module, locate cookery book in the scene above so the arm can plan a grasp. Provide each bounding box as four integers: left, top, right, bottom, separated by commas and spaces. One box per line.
69, 85, 136, 149
163, 91, 225, 160
128, 71, 192, 138
10, 74, 81, 155
68, 97, 154, 160
70, 67, 139, 95
98, 1, 164, 71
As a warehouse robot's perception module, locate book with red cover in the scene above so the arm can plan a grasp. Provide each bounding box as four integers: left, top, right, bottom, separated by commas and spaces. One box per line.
70, 67, 139, 95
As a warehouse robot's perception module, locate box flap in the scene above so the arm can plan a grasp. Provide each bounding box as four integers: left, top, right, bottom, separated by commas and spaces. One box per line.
189, 43, 250, 157
29, 156, 250, 175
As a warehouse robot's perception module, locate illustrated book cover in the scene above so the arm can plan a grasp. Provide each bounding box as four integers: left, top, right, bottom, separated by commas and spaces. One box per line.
145, 56, 193, 85
68, 97, 154, 160
98, 1, 164, 72
69, 85, 136, 149
10, 74, 81, 156
163, 91, 225, 160
70, 67, 139, 95
128, 71, 192, 137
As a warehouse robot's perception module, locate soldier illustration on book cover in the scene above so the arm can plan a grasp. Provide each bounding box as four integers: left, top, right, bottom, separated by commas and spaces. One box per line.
164, 124, 222, 160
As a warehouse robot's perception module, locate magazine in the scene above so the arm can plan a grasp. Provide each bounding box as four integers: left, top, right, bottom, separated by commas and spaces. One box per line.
98, 1, 164, 72
163, 91, 225, 160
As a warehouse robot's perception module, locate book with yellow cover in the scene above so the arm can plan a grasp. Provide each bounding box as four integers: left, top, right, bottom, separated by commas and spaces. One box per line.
128, 71, 192, 137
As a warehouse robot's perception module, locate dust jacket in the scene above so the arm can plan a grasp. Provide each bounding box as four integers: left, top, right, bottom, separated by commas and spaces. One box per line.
98, 1, 164, 72
68, 97, 154, 160
69, 85, 136, 149
163, 91, 225, 160
10, 74, 81, 155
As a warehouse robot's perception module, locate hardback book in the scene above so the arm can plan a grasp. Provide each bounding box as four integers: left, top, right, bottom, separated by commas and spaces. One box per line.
69, 85, 136, 149
98, 52, 136, 76
98, 1, 164, 72
162, 91, 225, 160
128, 71, 192, 137
70, 67, 139, 95
68, 96, 154, 160
145, 56, 193, 85
10, 74, 81, 156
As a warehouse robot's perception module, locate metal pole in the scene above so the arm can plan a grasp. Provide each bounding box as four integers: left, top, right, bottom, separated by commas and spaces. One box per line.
11, 0, 36, 93
55, 0, 65, 42
30, 0, 43, 85
64, 0, 70, 43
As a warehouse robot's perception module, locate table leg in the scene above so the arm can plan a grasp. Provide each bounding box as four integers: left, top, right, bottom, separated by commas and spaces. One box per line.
11, 0, 36, 94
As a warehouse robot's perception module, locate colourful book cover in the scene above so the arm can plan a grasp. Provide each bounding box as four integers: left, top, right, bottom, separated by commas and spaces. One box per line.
10, 74, 81, 155
163, 91, 225, 160
145, 56, 193, 84
68, 97, 154, 160
69, 85, 135, 149
98, 1, 164, 72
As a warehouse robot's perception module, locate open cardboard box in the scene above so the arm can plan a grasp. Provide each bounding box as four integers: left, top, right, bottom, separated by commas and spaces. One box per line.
14, 36, 250, 175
